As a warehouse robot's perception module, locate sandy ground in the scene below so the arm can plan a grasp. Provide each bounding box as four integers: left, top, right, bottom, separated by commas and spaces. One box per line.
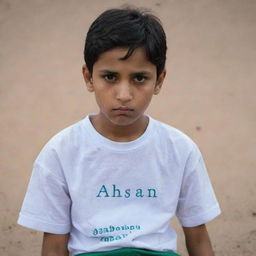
0, 0, 256, 255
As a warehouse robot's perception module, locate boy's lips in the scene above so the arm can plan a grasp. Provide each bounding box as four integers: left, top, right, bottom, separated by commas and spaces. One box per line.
112, 107, 134, 115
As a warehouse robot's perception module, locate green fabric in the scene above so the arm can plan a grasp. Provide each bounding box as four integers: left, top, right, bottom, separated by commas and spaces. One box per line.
76, 248, 181, 256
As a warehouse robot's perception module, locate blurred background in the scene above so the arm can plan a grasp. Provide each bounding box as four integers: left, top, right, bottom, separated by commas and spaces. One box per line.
0, 0, 255, 255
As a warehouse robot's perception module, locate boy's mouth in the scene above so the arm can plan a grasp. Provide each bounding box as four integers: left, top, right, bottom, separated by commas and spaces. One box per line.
112, 107, 134, 115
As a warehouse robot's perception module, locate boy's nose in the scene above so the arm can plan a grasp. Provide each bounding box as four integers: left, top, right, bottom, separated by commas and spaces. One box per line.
116, 82, 133, 102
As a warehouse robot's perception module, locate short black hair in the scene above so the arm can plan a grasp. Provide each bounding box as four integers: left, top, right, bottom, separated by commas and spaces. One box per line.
83, 7, 167, 77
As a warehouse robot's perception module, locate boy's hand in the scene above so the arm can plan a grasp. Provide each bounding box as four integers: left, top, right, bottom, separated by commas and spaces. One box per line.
41, 232, 70, 256
182, 224, 215, 256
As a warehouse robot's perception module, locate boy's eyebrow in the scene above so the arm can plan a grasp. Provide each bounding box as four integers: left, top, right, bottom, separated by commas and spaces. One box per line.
99, 70, 118, 74
132, 71, 152, 76
98, 70, 152, 75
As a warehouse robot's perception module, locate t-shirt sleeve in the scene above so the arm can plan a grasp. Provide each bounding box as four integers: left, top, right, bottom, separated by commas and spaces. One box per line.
176, 143, 221, 227
18, 145, 71, 234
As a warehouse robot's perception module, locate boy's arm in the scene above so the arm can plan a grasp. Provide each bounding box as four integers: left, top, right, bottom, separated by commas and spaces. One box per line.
41, 233, 70, 256
182, 224, 215, 256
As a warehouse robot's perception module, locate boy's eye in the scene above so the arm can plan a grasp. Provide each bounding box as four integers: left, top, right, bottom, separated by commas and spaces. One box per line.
133, 75, 147, 83
103, 74, 117, 82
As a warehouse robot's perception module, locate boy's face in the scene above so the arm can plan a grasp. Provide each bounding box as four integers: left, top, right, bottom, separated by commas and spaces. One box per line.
82, 47, 165, 128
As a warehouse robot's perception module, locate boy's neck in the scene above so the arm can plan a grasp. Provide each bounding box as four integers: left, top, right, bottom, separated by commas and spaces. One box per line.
90, 114, 149, 142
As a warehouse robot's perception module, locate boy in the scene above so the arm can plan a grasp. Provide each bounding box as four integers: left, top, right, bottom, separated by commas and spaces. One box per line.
18, 7, 221, 256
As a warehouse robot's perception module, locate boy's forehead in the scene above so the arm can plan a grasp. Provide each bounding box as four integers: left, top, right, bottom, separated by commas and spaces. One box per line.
94, 47, 156, 72
98, 47, 144, 59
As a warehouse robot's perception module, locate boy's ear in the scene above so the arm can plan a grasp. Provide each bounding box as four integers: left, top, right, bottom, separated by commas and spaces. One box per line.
82, 64, 94, 92
154, 70, 166, 95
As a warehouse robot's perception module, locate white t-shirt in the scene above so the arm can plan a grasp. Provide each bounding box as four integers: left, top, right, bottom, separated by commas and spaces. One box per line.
18, 115, 221, 255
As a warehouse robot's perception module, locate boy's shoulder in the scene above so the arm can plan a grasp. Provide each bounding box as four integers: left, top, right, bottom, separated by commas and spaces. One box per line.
46, 118, 85, 145
35, 117, 87, 159
152, 117, 196, 148
37, 116, 199, 161
42, 116, 197, 150
34, 116, 202, 174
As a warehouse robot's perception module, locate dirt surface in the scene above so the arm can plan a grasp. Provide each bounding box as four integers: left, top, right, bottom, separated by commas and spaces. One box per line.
1, 0, 256, 255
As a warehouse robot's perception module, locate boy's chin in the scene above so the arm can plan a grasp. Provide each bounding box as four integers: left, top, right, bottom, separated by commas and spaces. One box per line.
109, 116, 139, 127
107, 114, 146, 127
